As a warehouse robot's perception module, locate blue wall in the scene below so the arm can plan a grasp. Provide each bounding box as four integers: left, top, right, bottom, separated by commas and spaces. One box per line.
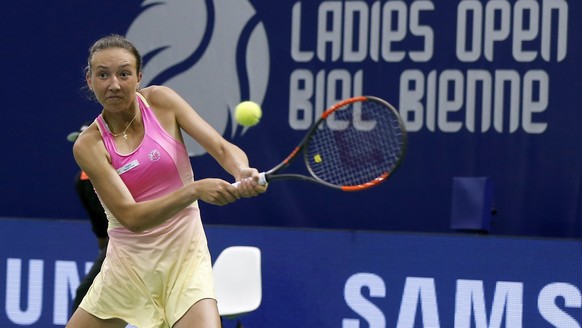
0, 218, 581, 327
1, 0, 581, 238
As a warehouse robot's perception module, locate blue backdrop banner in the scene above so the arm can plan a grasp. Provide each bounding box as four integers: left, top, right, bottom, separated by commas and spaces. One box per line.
0, 0, 581, 238
0, 218, 581, 327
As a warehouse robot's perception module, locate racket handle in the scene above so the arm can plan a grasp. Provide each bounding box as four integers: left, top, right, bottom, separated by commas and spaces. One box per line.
231, 172, 267, 187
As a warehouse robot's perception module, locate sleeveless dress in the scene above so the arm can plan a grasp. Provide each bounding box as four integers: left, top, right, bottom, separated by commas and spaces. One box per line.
79, 93, 215, 328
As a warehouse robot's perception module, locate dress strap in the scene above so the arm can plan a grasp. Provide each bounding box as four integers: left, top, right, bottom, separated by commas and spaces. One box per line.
95, 115, 117, 153
136, 92, 150, 108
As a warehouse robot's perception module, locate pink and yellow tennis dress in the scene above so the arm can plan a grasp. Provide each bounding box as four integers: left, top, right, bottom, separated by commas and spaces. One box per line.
80, 93, 215, 327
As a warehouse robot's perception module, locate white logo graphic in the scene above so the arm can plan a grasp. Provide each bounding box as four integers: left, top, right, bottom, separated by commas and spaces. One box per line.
148, 149, 161, 161
127, 0, 270, 156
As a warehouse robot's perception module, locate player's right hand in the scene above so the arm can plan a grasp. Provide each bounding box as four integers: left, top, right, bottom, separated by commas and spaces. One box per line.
194, 178, 240, 206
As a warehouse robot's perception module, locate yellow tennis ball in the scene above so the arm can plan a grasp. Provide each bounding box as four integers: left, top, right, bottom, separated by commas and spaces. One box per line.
235, 101, 262, 127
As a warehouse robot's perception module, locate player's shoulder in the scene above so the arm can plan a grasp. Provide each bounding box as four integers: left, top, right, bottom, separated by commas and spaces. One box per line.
139, 85, 181, 106
73, 122, 112, 169
72, 123, 100, 158
139, 85, 192, 120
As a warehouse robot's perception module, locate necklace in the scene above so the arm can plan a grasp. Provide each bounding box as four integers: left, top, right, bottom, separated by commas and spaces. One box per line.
110, 114, 137, 139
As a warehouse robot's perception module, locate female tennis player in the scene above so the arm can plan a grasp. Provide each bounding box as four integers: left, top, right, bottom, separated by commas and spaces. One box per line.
66, 34, 266, 328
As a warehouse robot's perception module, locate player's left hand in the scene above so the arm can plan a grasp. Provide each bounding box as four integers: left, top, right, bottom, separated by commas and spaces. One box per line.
236, 167, 268, 197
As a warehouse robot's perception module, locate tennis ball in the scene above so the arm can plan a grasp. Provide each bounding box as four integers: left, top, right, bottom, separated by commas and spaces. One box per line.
235, 101, 262, 127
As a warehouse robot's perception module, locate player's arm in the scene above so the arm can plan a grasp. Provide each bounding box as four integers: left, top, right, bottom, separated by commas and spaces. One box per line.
143, 86, 266, 195
73, 125, 238, 233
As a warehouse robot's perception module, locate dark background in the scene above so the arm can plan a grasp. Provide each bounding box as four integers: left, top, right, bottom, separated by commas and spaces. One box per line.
1, 0, 580, 238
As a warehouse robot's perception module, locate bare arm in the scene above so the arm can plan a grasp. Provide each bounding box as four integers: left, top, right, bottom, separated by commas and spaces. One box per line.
74, 87, 264, 232
73, 127, 234, 232
143, 86, 266, 196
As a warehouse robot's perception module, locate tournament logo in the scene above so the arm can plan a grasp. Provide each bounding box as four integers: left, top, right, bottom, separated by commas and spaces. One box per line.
127, 0, 270, 156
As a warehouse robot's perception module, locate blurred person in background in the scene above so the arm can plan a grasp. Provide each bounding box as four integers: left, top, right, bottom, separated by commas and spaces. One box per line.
68, 123, 109, 314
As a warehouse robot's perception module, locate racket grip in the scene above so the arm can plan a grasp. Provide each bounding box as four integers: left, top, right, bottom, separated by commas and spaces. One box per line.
258, 172, 267, 185
231, 172, 267, 187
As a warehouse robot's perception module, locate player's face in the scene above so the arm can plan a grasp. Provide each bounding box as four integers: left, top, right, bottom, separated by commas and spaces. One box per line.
87, 48, 141, 112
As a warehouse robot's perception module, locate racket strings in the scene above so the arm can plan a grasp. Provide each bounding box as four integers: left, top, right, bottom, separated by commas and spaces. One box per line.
305, 99, 406, 187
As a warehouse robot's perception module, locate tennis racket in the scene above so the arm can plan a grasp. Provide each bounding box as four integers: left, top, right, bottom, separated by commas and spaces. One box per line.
236, 95, 407, 192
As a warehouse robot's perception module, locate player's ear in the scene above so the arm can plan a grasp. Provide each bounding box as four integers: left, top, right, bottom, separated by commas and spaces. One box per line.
86, 75, 93, 92
85, 67, 93, 91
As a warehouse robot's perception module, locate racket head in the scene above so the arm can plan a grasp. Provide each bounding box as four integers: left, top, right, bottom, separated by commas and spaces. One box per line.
302, 96, 407, 191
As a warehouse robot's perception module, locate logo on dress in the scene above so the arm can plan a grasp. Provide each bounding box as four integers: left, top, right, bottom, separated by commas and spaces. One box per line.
149, 149, 161, 162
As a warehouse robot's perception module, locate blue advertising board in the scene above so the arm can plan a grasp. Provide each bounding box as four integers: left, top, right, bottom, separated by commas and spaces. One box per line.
0, 0, 581, 238
0, 218, 581, 327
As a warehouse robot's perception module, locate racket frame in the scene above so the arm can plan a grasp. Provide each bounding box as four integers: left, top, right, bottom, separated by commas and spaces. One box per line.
262, 96, 407, 191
